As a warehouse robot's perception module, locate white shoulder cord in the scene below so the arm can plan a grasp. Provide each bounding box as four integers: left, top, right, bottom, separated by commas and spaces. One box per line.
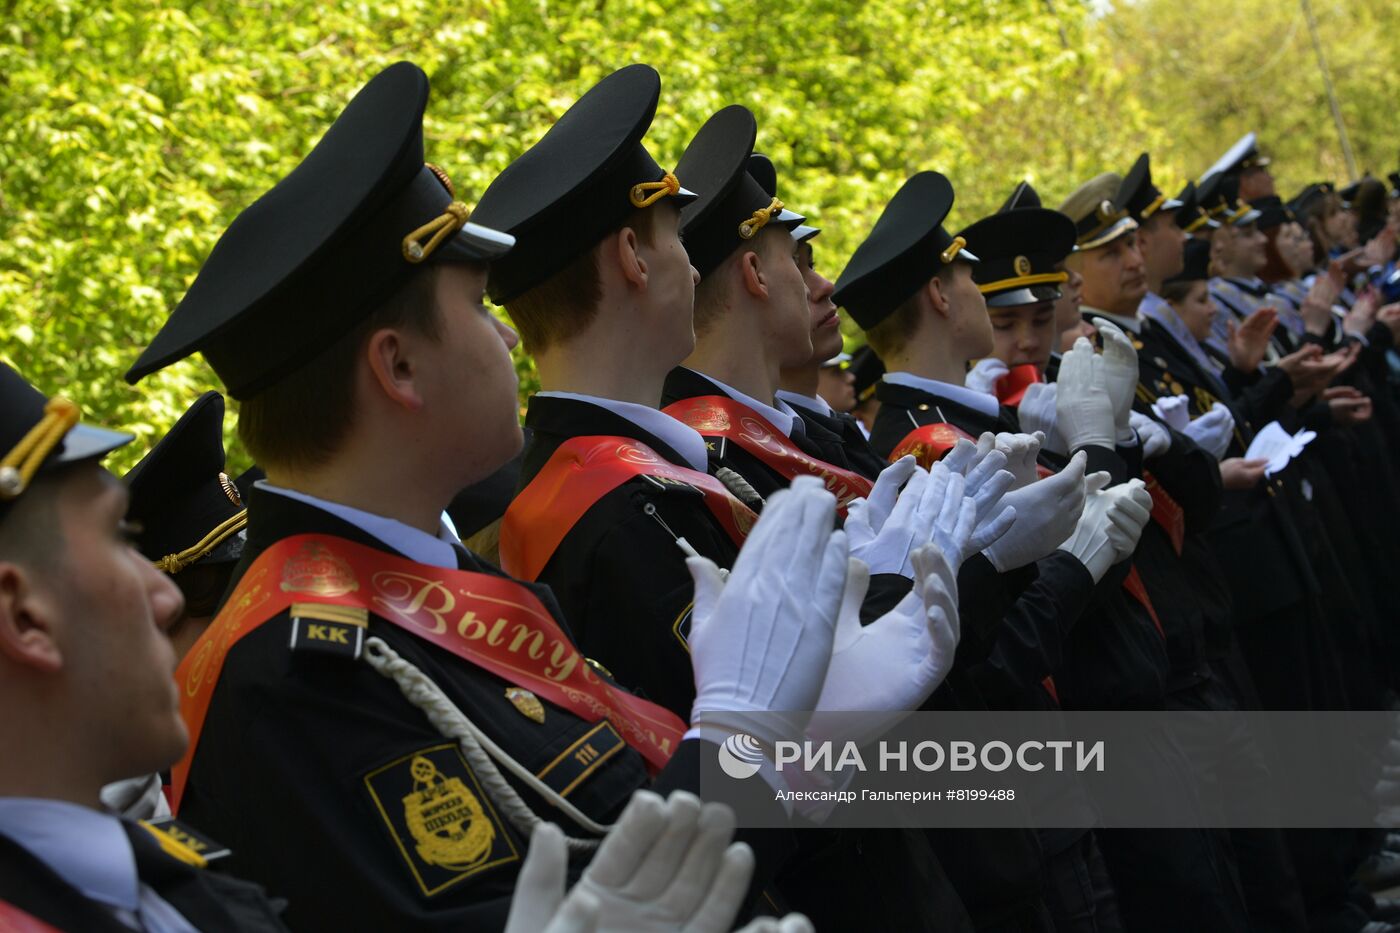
362, 636, 611, 852
715, 466, 764, 511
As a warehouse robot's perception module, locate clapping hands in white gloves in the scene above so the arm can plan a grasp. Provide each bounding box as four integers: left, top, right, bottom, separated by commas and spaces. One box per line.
504, 790, 814, 933
1056, 338, 1118, 451
1151, 394, 1191, 432
985, 431, 1045, 489
1017, 382, 1068, 456
982, 451, 1089, 572
847, 455, 1015, 576
1127, 411, 1172, 460
1056, 474, 1153, 582
1095, 322, 1142, 446
965, 357, 1010, 396
687, 475, 848, 743
1183, 403, 1235, 461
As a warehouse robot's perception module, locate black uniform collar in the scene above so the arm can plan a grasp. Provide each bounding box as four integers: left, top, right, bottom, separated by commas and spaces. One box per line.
522, 394, 695, 480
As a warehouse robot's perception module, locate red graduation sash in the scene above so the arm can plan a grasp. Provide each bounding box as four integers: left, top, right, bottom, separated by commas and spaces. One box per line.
888, 422, 977, 469
499, 436, 756, 583
662, 396, 873, 511
0, 900, 62, 933
169, 534, 687, 812
1141, 470, 1185, 555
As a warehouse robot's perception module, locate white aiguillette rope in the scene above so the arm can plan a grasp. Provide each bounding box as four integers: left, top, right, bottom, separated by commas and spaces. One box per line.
362, 635, 611, 852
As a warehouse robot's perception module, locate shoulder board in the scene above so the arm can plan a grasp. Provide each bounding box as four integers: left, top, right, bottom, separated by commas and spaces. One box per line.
288, 602, 368, 660
140, 818, 232, 866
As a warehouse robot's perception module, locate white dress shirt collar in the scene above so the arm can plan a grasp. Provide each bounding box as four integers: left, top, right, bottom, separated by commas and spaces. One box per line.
775, 389, 834, 418
882, 371, 1000, 418
534, 390, 709, 472
257, 482, 461, 569
0, 798, 141, 915
682, 368, 805, 439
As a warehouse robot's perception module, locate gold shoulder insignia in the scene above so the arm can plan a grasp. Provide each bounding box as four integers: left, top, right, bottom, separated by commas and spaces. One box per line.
364, 744, 519, 896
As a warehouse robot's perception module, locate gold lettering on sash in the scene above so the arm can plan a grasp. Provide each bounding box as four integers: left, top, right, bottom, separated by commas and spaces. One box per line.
372, 571, 454, 635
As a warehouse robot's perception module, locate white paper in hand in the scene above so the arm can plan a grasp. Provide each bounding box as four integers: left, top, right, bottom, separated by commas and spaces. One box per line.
1244, 421, 1317, 476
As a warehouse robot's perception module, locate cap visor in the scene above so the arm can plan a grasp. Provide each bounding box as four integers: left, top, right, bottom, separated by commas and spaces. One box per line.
434, 221, 516, 263
791, 224, 821, 243
821, 351, 852, 367
774, 208, 807, 229
673, 186, 699, 207
55, 423, 132, 466
1233, 209, 1262, 227
957, 247, 980, 263
1162, 197, 1184, 211
985, 287, 1060, 308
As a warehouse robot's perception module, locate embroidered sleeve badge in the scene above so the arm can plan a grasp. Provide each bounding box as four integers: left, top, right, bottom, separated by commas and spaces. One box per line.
364, 743, 519, 896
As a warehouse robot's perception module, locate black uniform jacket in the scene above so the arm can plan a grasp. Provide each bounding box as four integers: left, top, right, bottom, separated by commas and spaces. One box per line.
0, 825, 289, 932
518, 394, 741, 715
784, 398, 890, 479
180, 488, 781, 932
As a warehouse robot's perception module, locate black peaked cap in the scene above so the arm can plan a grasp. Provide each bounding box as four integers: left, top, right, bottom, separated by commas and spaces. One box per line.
959, 208, 1076, 308
848, 344, 886, 403
676, 106, 805, 279
125, 391, 245, 571
833, 171, 978, 331
1123, 153, 1182, 223
475, 64, 695, 305
1165, 237, 1212, 285
1249, 195, 1297, 231
1201, 172, 1261, 226
999, 181, 1043, 212
125, 62, 514, 399
0, 364, 130, 524
748, 152, 819, 243
1174, 181, 1219, 232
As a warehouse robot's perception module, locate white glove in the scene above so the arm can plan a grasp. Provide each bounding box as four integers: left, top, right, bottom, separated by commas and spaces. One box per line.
994, 431, 1044, 489
846, 457, 942, 576
935, 438, 1018, 555
736, 918, 816, 933
688, 476, 847, 741
815, 543, 961, 715
1056, 338, 1117, 450
1056, 474, 1151, 582
1017, 382, 1068, 456
1128, 411, 1171, 460
983, 451, 1089, 572
1183, 403, 1235, 461
965, 357, 1010, 396
505, 790, 803, 933
1096, 321, 1141, 444
1151, 394, 1191, 432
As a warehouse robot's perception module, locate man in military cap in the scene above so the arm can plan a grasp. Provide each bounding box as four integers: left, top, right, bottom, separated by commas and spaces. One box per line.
1122, 154, 1187, 318
1176, 180, 1222, 242
123, 61, 873, 931
1204, 132, 1275, 202
846, 344, 885, 436
0, 363, 292, 931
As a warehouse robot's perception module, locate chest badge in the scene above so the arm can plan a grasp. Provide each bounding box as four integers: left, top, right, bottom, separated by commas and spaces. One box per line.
505, 687, 545, 724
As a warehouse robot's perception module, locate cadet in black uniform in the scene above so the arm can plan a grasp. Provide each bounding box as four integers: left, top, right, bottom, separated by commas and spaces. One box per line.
123, 62, 848, 932
0, 364, 290, 932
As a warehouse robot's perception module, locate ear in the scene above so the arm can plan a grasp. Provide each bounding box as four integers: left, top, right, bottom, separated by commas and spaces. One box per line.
925, 274, 951, 318
739, 249, 768, 300
0, 563, 63, 674
611, 226, 648, 290
365, 328, 425, 412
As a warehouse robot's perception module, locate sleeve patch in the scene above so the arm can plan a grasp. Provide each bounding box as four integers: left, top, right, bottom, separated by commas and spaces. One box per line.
535, 720, 626, 798
364, 743, 520, 897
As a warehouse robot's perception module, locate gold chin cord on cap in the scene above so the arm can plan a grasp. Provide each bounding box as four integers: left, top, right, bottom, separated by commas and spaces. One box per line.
154, 510, 248, 574
629, 172, 681, 209
939, 236, 967, 265
0, 397, 80, 500
402, 201, 473, 264
738, 197, 784, 240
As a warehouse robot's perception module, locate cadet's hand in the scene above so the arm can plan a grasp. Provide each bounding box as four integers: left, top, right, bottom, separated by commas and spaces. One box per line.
1183, 403, 1235, 460
1017, 382, 1068, 455
688, 476, 846, 740
1301, 262, 1344, 335
1128, 411, 1172, 459
1056, 337, 1117, 451
505, 822, 599, 933
1056, 474, 1151, 583
965, 357, 1010, 396
934, 439, 1018, 554
993, 431, 1044, 490
1364, 225, 1397, 269
1325, 385, 1373, 425
1343, 288, 1380, 338
1219, 457, 1268, 490
983, 451, 1089, 572
815, 542, 961, 715
1096, 321, 1141, 443
1228, 307, 1278, 372
1151, 394, 1191, 433
561, 790, 798, 933
1278, 345, 1328, 405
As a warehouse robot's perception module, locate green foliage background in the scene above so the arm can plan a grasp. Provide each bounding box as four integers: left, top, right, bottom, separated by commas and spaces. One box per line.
2, 0, 1396, 471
